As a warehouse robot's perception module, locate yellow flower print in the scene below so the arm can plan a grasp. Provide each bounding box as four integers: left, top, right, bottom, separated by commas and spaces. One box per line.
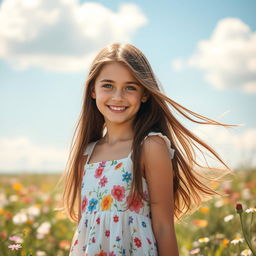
100, 195, 113, 211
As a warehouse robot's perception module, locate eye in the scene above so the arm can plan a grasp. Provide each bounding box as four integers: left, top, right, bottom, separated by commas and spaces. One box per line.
126, 86, 137, 91
102, 84, 112, 89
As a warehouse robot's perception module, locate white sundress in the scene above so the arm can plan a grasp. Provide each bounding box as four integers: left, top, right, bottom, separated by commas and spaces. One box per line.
69, 132, 175, 256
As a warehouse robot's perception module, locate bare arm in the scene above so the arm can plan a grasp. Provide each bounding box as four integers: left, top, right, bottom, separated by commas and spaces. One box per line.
142, 135, 179, 256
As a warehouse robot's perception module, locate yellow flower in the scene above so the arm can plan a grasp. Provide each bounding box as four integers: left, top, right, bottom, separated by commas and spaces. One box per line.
199, 207, 209, 214
0, 208, 4, 214
192, 219, 208, 227
12, 183, 23, 191
222, 239, 229, 247
198, 237, 210, 243
100, 195, 113, 211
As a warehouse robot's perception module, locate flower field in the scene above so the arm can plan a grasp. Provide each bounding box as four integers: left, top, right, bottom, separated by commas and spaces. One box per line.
0, 167, 255, 256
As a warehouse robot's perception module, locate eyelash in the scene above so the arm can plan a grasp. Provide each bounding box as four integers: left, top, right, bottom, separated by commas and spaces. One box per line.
102, 84, 136, 91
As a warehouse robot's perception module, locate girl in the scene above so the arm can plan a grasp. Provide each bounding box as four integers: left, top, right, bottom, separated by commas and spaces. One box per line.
58, 43, 238, 255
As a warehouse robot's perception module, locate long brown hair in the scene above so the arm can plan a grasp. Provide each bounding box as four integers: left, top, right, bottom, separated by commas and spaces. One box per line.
56, 43, 239, 224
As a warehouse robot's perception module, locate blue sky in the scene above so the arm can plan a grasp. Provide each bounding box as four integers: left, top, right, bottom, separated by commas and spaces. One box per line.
0, 0, 255, 172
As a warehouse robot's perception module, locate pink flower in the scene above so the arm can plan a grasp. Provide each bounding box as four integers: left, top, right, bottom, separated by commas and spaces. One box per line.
99, 176, 108, 187
190, 248, 200, 254
8, 244, 22, 250
111, 185, 125, 202
113, 215, 119, 223
9, 236, 23, 243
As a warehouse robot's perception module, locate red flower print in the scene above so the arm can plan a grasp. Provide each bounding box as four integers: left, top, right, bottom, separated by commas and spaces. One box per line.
113, 215, 119, 223
96, 217, 100, 224
127, 193, 144, 213
105, 230, 110, 237
81, 196, 88, 213
134, 237, 142, 248
109, 252, 116, 256
95, 250, 107, 256
147, 237, 152, 244
74, 239, 78, 246
99, 176, 108, 187
92, 237, 96, 243
115, 162, 123, 170
94, 167, 104, 178
111, 185, 125, 202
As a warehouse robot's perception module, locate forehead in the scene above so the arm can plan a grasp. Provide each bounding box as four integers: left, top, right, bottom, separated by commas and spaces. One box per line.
95, 62, 137, 82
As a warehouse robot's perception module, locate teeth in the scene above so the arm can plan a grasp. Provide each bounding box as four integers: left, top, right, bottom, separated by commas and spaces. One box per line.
109, 106, 126, 111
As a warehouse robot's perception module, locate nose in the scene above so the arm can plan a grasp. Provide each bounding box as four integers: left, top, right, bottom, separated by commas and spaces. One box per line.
112, 88, 123, 100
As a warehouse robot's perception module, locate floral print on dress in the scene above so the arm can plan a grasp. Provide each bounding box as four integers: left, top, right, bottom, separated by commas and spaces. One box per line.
69, 131, 175, 256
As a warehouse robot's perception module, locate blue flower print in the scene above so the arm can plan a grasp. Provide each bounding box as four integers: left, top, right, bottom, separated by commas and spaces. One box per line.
122, 172, 132, 183
128, 216, 133, 225
141, 221, 147, 227
88, 198, 98, 212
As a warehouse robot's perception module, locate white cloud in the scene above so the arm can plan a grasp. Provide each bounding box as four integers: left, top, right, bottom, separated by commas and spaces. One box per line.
0, 0, 147, 72
0, 136, 68, 172
192, 125, 256, 169
171, 18, 256, 94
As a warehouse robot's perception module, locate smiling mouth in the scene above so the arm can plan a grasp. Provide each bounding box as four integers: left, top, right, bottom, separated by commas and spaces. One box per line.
107, 105, 128, 111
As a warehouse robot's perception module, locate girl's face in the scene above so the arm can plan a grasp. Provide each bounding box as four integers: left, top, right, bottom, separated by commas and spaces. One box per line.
92, 62, 147, 126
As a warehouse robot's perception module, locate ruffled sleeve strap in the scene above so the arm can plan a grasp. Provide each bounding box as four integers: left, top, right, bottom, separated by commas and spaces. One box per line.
143, 132, 175, 159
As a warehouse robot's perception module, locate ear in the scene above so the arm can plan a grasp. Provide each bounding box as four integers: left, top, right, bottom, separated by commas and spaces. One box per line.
91, 86, 96, 99
141, 93, 148, 103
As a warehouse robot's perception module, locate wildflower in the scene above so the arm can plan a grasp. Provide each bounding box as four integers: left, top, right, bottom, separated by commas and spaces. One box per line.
199, 207, 209, 214
190, 248, 200, 254
222, 239, 229, 247
241, 249, 252, 256
224, 214, 234, 222
231, 238, 244, 245
27, 206, 40, 217
198, 237, 210, 243
37, 221, 51, 239
12, 183, 23, 191
9, 236, 23, 243
36, 251, 46, 256
13, 212, 28, 224
192, 219, 208, 228
245, 207, 256, 213
236, 203, 243, 213
8, 244, 22, 250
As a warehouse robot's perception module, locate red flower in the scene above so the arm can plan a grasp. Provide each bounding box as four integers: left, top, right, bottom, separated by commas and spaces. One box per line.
127, 193, 144, 213
94, 167, 104, 178
105, 230, 110, 237
236, 203, 243, 213
111, 185, 125, 202
95, 250, 107, 256
96, 217, 100, 224
92, 237, 96, 243
99, 176, 108, 187
113, 215, 119, 223
81, 196, 88, 213
134, 237, 142, 248
74, 239, 78, 246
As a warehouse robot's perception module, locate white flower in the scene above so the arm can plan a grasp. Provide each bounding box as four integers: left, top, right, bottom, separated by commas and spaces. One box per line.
13, 212, 28, 224
198, 237, 210, 243
242, 188, 251, 200
231, 238, 244, 245
27, 206, 40, 217
214, 200, 224, 208
8, 244, 22, 250
9, 195, 18, 202
241, 249, 252, 256
245, 207, 256, 213
37, 222, 51, 239
224, 214, 234, 222
36, 251, 46, 256
0, 193, 9, 207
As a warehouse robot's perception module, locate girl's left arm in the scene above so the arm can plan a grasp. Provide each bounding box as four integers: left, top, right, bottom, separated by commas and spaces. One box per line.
142, 135, 179, 256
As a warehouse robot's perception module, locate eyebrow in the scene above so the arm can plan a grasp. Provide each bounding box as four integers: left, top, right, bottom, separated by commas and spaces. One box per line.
99, 79, 140, 86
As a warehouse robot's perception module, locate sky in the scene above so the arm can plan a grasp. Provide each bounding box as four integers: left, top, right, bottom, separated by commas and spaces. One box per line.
0, 0, 255, 173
